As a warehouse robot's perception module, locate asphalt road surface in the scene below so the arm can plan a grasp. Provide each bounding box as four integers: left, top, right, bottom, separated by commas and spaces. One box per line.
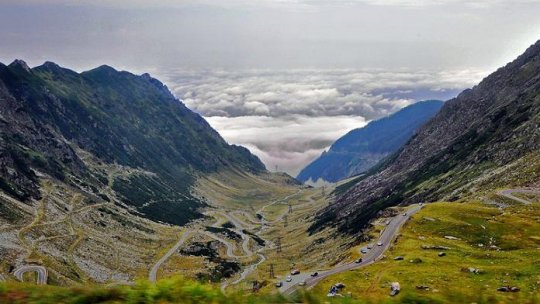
149, 230, 191, 282
280, 205, 423, 295
13, 265, 48, 285
498, 188, 539, 205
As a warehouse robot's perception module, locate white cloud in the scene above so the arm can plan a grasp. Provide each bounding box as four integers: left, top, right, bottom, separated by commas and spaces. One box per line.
158, 68, 487, 175
162, 68, 487, 120
205, 115, 367, 176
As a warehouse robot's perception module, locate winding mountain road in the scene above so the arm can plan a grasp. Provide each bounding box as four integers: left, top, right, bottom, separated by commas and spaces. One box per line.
498, 188, 539, 205
149, 231, 191, 282
13, 265, 48, 285
215, 192, 305, 290
209, 211, 253, 256
280, 205, 423, 295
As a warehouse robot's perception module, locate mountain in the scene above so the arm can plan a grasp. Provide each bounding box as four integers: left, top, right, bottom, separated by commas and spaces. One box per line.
310, 40, 540, 234
297, 100, 443, 183
0, 60, 265, 226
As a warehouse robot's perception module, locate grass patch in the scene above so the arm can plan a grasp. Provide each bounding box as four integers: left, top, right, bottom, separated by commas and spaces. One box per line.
311, 200, 540, 303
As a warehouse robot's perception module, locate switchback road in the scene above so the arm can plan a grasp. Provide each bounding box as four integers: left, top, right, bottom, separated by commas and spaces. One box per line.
13, 265, 48, 285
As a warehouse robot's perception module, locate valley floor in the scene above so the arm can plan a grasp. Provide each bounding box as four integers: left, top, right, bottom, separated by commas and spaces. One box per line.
1, 166, 540, 303
0, 168, 354, 294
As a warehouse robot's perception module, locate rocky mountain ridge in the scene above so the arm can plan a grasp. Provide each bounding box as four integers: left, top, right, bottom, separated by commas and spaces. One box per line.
0, 60, 265, 225
311, 40, 540, 234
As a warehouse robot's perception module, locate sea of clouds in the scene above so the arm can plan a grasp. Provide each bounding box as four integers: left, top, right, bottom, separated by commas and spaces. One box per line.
159, 68, 487, 176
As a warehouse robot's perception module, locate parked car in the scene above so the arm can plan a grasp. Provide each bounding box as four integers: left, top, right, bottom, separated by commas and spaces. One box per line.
355, 258, 363, 263
403, 213, 407, 216
311, 272, 319, 277
367, 244, 373, 249
275, 282, 283, 287
299, 280, 306, 286
361, 249, 368, 254
291, 269, 300, 275
377, 241, 383, 246
286, 276, 292, 282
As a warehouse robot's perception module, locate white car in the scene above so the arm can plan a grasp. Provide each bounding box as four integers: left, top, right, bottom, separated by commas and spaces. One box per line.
286, 276, 292, 282
403, 213, 407, 216
299, 280, 306, 286
367, 244, 373, 249
361, 249, 368, 254
377, 241, 383, 246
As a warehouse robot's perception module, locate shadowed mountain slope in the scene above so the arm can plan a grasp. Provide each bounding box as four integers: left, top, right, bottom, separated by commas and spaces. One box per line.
311, 40, 540, 234
297, 100, 443, 183
0, 60, 265, 225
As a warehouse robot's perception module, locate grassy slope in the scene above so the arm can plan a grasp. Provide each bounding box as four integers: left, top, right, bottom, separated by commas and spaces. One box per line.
310, 200, 540, 303
195, 169, 300, 210
1, 276, 458, 304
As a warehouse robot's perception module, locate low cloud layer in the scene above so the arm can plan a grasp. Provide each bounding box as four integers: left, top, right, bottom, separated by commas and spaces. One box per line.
206, 115, 367, 175
160, 68, 487, 176
165, 69, 484, 119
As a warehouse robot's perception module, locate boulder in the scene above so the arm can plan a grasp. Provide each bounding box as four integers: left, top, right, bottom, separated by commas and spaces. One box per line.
390, 282, 401, 296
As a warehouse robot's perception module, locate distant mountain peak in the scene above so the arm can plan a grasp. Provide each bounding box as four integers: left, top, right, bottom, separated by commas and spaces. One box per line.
34, 61, 62, 72
85, 64, 118, 75
8, 59, 31, 72
42, 61, 60, 68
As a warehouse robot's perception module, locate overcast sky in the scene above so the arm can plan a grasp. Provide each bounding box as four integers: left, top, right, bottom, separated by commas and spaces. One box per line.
1, 0, 539, 176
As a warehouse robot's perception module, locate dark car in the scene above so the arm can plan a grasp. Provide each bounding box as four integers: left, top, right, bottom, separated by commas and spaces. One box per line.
311, 272, 319, 277
335, 282, 346, 289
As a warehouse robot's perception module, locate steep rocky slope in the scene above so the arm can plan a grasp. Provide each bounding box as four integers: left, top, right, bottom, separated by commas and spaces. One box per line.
0, 60, 265, 226
311, 40, 540, 234
297, 100, 443, 183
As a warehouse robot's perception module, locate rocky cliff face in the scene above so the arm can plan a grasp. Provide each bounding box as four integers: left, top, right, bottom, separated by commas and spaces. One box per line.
0, 61, 265, 225
297, 100, 443, 183
311, 40, 540, 234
